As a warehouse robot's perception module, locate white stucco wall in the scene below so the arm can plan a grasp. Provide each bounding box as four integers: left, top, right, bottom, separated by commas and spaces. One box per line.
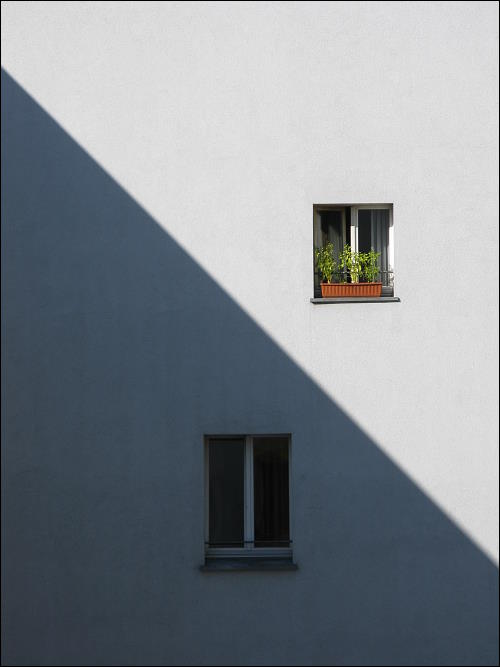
2, 2, 498, 664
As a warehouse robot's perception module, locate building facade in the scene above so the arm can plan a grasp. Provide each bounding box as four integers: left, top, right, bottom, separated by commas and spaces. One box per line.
2, 2, 499, 665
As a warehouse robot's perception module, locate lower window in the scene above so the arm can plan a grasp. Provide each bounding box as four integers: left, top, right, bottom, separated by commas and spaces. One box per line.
205, 435, 292, 562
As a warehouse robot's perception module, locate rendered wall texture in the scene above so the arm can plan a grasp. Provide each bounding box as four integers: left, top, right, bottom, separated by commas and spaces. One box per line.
2, 2, 498, 665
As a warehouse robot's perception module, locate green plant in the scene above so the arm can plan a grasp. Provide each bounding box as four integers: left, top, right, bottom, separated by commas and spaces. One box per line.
315, 242, 336, 283
316, 243, 381, 285
360, 248, 380, 283
339, 244, 362, 283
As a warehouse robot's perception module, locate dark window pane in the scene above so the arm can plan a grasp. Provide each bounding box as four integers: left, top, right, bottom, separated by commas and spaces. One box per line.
358, 209, 390, 285
345, 206, 351, 245
371, 209, 390, 285
253, 437, 289, 548
358, 209, 372, 253
320, 210, 342, 256
209, 439, 244, 547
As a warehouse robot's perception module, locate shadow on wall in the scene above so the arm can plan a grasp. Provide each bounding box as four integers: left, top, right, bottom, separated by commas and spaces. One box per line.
1, 69, 498, 666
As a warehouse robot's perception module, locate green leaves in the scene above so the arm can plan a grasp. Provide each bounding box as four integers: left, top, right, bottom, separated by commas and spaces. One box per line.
316, 243, 380, 284
360, 248, 380, 283
339, 244, 361, 283
315, 242, 336, 283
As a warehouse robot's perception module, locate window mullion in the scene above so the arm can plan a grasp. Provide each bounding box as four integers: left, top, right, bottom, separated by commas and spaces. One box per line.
388, 206, 394, 275
244, 436, 254, 549
350, 206, 358, 252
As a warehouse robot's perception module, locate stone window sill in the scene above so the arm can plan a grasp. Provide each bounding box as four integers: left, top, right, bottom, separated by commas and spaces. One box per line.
310, 296, 400, 304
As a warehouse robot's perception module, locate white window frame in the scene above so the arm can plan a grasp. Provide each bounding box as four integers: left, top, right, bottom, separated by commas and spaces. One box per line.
350, 203, 394, 280
204, 434, 292, 559
313, 203, 394, 293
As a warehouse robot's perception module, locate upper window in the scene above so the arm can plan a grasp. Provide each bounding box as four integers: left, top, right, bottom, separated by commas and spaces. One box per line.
204, 435, 293, 567
313, 204, 394, 298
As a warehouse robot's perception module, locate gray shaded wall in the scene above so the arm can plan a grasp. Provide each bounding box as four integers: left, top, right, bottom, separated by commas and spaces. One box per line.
1, 70, 498, 666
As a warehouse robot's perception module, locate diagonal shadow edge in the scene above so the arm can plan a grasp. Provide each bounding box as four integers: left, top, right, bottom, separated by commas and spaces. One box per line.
2, 68, 498, 666
2, 69, 493, 566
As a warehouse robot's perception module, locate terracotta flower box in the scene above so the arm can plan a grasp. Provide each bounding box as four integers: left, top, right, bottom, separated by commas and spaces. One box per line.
320, 282, 382, 298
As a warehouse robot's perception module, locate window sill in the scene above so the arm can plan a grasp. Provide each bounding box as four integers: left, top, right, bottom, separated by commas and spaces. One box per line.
310, 296, 400, 304
201, 558, 298, 572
